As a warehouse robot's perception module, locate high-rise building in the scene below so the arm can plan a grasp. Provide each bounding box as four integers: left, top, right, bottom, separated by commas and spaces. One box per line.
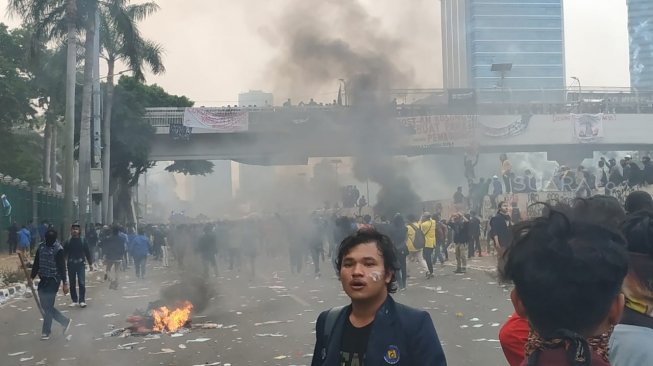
442, 0, 566, 103
627, 0, 653, 91
238, 90, 274, 107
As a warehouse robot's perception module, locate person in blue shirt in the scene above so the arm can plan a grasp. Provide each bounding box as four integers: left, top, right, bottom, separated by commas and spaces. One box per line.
18, 225, 31, 258
128, 228, 150, 279
311, 230, 447, 366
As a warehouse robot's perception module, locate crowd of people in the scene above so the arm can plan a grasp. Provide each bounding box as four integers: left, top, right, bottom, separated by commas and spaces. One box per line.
19, 186, 653, 366
15, 146, 653, 365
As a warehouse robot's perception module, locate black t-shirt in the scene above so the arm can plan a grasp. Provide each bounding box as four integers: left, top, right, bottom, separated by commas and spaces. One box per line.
340, 317, 373, 366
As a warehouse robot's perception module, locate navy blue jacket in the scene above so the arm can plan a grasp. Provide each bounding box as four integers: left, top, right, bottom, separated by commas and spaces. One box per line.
311, 295, 447, 366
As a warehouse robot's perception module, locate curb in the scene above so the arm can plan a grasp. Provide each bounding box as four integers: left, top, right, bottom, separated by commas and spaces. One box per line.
0, 283, 27, 304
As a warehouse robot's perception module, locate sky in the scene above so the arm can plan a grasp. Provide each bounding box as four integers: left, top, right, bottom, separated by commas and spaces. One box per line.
0, 0, 631, 106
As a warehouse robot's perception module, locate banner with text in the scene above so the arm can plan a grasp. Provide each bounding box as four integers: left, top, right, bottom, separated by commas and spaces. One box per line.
571, 113, 604, 142
183, 108, 249, 132
480, 114, 532, 137
399, 115, 478, 148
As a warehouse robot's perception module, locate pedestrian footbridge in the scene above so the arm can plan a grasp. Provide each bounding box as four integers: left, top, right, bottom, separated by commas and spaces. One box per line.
144, 106, 653, 164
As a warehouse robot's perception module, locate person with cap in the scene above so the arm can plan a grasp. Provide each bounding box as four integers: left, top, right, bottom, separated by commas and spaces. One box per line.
31, 228, 72, 340
63, 223, 93, 308
624, 155, 643, 187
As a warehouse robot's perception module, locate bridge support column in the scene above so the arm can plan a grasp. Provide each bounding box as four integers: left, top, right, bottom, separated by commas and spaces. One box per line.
546, 147, 594, 167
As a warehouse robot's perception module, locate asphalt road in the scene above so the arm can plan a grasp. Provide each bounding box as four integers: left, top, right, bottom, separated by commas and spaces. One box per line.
0, 252, 513, 366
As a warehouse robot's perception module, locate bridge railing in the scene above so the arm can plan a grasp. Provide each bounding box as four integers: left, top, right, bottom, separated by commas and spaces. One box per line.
144, 87, 653, 128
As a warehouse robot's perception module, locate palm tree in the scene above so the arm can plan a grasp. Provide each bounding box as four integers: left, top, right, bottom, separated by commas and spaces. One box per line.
77, 0, 97, 232
8, 0, 81, 230
99, 1, 164, 223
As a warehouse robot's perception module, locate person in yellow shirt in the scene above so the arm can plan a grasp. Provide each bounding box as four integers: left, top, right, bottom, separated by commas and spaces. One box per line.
406, 214, 427, 276
420, 213, 437, 279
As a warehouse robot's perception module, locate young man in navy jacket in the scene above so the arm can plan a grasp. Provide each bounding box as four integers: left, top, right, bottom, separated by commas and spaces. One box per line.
311, 230, 447, 366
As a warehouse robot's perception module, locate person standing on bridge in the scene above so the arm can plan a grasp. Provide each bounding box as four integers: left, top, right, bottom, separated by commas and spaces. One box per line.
311, 230, 447, 366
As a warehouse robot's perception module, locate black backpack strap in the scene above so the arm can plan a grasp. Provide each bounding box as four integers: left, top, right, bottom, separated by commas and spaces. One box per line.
323, 305, 346, 356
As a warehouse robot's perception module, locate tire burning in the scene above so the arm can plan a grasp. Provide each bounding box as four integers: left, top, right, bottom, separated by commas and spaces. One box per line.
151, 301, 194, 333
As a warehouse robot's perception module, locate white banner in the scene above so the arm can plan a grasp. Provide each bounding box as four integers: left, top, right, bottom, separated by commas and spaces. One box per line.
481, 114, 531, 137
183, 108, 249, 132
572, 113, 604, 142
399, 115, 478, 148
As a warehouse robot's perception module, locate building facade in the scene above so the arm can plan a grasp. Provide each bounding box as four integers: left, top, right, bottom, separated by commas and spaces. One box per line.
627, 0, 653, 91
442, 0, 566, 102
238, 90, 274, 107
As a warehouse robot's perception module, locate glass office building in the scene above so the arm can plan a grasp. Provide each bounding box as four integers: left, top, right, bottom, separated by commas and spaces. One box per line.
628, 0, 653, 91
442, 0, 566, 103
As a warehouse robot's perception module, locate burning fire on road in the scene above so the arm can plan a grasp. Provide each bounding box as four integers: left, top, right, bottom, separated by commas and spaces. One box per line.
151, 301, 193, 333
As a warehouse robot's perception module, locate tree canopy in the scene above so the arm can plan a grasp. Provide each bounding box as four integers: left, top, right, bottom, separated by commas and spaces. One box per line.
0, 24, 42, 182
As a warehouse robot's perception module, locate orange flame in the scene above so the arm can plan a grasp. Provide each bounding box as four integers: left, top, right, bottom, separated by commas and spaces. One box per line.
151, 301, 193, 333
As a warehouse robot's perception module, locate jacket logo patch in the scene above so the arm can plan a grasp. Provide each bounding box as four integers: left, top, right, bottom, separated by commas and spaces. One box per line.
384, 345, 400, 364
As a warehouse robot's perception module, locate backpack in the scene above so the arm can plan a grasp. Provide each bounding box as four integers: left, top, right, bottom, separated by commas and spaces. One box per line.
409, 224, 425, 250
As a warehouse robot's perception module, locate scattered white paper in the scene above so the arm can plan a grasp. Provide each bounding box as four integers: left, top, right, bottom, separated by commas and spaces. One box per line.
255, 333, 285, 337
186, 338, 211, 343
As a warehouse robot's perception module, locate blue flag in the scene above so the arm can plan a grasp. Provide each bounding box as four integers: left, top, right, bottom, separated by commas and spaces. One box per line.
1, 194, 11, 217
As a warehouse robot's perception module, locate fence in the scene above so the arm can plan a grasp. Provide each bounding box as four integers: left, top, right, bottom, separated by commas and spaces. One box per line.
0, 173, 64, 249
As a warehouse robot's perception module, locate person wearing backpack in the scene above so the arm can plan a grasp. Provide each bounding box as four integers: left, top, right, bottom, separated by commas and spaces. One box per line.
405, 214, 427, 277
311, 230, 447, 366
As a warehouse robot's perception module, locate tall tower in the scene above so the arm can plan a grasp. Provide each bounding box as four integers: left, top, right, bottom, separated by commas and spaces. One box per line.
441, 0, 470, 89
627, 0, 653, 90
441, 0, 566, 102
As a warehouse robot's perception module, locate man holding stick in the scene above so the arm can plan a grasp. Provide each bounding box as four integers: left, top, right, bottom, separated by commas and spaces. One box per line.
30, 228, 72, 340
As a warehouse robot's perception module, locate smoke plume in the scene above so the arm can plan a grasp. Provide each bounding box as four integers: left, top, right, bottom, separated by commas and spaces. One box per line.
266, 0, 427, 216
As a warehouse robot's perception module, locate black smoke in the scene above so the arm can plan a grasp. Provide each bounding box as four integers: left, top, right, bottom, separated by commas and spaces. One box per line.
267, 0, 424, 216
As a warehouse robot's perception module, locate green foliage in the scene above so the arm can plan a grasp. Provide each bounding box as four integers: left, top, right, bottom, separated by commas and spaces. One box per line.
110, 76, 195, 186
116, 76, 193, 108
0, 23, 43, 183
0, 130, 44, 183
165, 161, 215, 176
110, 76, 157, 187
0, 24, 37, 133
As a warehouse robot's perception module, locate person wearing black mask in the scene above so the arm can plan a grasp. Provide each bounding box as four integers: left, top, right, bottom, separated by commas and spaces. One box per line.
31, 228, 72, 340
